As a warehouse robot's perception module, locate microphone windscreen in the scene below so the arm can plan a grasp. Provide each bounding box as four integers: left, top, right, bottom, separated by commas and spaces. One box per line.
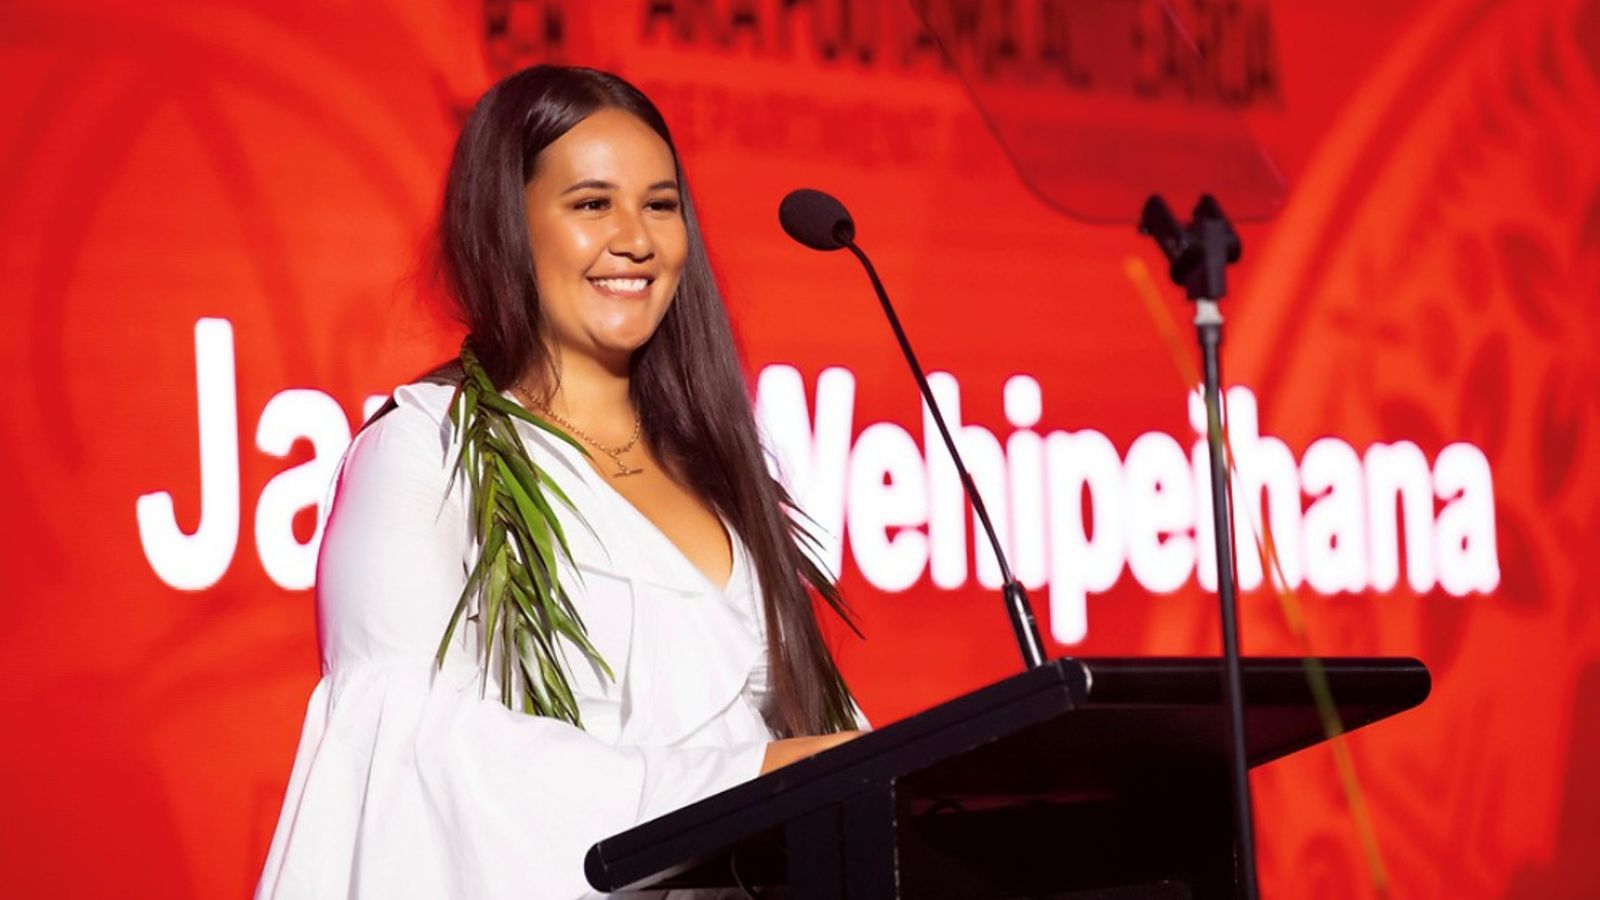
778, 189, 855, 251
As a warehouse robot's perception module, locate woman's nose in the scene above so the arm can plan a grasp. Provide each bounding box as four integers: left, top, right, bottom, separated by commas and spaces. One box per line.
607, 207, 654, 261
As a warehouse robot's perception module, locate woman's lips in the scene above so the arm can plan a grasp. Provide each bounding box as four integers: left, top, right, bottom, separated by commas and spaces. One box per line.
588, 276, 653, 298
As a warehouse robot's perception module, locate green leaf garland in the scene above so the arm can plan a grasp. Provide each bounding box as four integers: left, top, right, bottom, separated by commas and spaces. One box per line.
436, 343, 612, 725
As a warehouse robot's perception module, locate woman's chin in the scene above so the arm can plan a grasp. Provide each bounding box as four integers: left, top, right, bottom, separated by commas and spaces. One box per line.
551, 317, 667, 370
596, 318, 666, 351
588, 331, 657, 365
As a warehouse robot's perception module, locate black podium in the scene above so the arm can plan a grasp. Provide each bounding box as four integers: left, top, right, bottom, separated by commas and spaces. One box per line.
585, 657, 1429, 899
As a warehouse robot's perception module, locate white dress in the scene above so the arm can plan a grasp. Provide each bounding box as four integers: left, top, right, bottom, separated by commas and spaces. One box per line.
255, 380, 776, 899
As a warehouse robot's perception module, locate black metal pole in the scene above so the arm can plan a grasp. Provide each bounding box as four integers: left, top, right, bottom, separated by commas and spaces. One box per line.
1197, 302, 1260, 900
1139, 194, 1258, 898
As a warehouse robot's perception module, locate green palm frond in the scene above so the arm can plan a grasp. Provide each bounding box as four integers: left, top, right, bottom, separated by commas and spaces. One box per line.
435, 343, 610, 726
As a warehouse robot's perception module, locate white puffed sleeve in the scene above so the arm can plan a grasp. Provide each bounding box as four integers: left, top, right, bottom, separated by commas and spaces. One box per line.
254, 384, 768, 900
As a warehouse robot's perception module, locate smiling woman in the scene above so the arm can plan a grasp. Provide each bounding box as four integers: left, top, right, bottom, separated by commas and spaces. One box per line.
253, 66, 863, 900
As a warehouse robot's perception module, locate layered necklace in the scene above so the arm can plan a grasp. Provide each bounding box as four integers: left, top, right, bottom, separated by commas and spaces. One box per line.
516, 386, 644, 477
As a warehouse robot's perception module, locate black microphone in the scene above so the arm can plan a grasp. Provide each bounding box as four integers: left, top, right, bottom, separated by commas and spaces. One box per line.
778, 188, 1049, 670
779, 189, 855, 250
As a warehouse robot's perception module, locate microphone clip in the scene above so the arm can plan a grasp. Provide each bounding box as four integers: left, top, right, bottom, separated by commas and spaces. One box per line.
1138, 194, 1242, 303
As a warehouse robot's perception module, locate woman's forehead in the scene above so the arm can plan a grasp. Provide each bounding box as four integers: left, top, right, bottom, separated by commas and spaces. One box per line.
531, 108, 676, 187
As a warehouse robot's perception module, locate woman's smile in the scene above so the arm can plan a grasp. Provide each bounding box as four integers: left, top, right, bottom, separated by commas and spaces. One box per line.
587, 274, 654, 298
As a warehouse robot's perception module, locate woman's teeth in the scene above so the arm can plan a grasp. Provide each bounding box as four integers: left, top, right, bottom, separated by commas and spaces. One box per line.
591, 277, 649, 294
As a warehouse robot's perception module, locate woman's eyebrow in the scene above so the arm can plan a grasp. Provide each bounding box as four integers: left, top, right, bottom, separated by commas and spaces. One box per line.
561, 178, 615, 194
560, 178, 680, 194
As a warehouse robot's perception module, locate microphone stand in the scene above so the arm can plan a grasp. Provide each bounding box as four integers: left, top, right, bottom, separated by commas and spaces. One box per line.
1139, 194, 1260, 900
841, 240, 1049, 670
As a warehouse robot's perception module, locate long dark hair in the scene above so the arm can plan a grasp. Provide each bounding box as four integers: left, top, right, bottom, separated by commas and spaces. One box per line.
437, 64, 857, 737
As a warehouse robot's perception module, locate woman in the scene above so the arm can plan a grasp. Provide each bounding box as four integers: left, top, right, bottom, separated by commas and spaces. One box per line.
255, 65, 862, 899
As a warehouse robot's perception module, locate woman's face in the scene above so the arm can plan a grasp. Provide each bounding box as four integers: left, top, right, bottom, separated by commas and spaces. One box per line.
524, 107, 688, 375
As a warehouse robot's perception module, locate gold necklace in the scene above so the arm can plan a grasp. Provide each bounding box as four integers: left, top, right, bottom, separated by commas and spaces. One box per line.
518, 389, 644, 477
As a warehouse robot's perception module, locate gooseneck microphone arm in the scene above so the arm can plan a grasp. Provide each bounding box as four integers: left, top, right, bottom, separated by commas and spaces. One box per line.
780, 188, 1048, 670
841, 241, 1048, 669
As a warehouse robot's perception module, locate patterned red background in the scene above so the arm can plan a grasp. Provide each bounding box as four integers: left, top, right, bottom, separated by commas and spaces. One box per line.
1, 1, 1596, 897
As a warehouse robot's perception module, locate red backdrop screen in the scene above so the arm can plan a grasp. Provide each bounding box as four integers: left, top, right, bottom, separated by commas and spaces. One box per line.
2, 1, 1597, 897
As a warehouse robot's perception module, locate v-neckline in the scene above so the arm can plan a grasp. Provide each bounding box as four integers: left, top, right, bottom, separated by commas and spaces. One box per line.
509, 400, 740, 593
587, 467, 740, 594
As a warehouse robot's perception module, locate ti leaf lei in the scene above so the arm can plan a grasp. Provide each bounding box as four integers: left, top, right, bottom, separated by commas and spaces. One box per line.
435, 343, 612, 725
433, 341, 860, 733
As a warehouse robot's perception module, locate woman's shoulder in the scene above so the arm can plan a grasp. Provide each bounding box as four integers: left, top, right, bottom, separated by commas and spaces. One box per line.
361, 360, 463, 437
341, 368, 466, 495
389, 379, 458, 432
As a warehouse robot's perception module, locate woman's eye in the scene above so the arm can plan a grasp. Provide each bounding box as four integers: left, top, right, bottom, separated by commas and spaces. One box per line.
647, 198, 681, 213
574, 198, 609, 212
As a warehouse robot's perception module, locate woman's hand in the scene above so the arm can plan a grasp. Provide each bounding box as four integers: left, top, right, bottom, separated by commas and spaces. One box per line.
760, 731, 863, 775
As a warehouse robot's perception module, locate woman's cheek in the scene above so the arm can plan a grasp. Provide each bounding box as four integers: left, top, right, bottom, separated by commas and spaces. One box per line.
571, 222, 608, 262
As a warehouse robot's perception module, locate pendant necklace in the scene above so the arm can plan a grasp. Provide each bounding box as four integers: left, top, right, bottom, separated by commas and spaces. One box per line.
527, 397, 645, 477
